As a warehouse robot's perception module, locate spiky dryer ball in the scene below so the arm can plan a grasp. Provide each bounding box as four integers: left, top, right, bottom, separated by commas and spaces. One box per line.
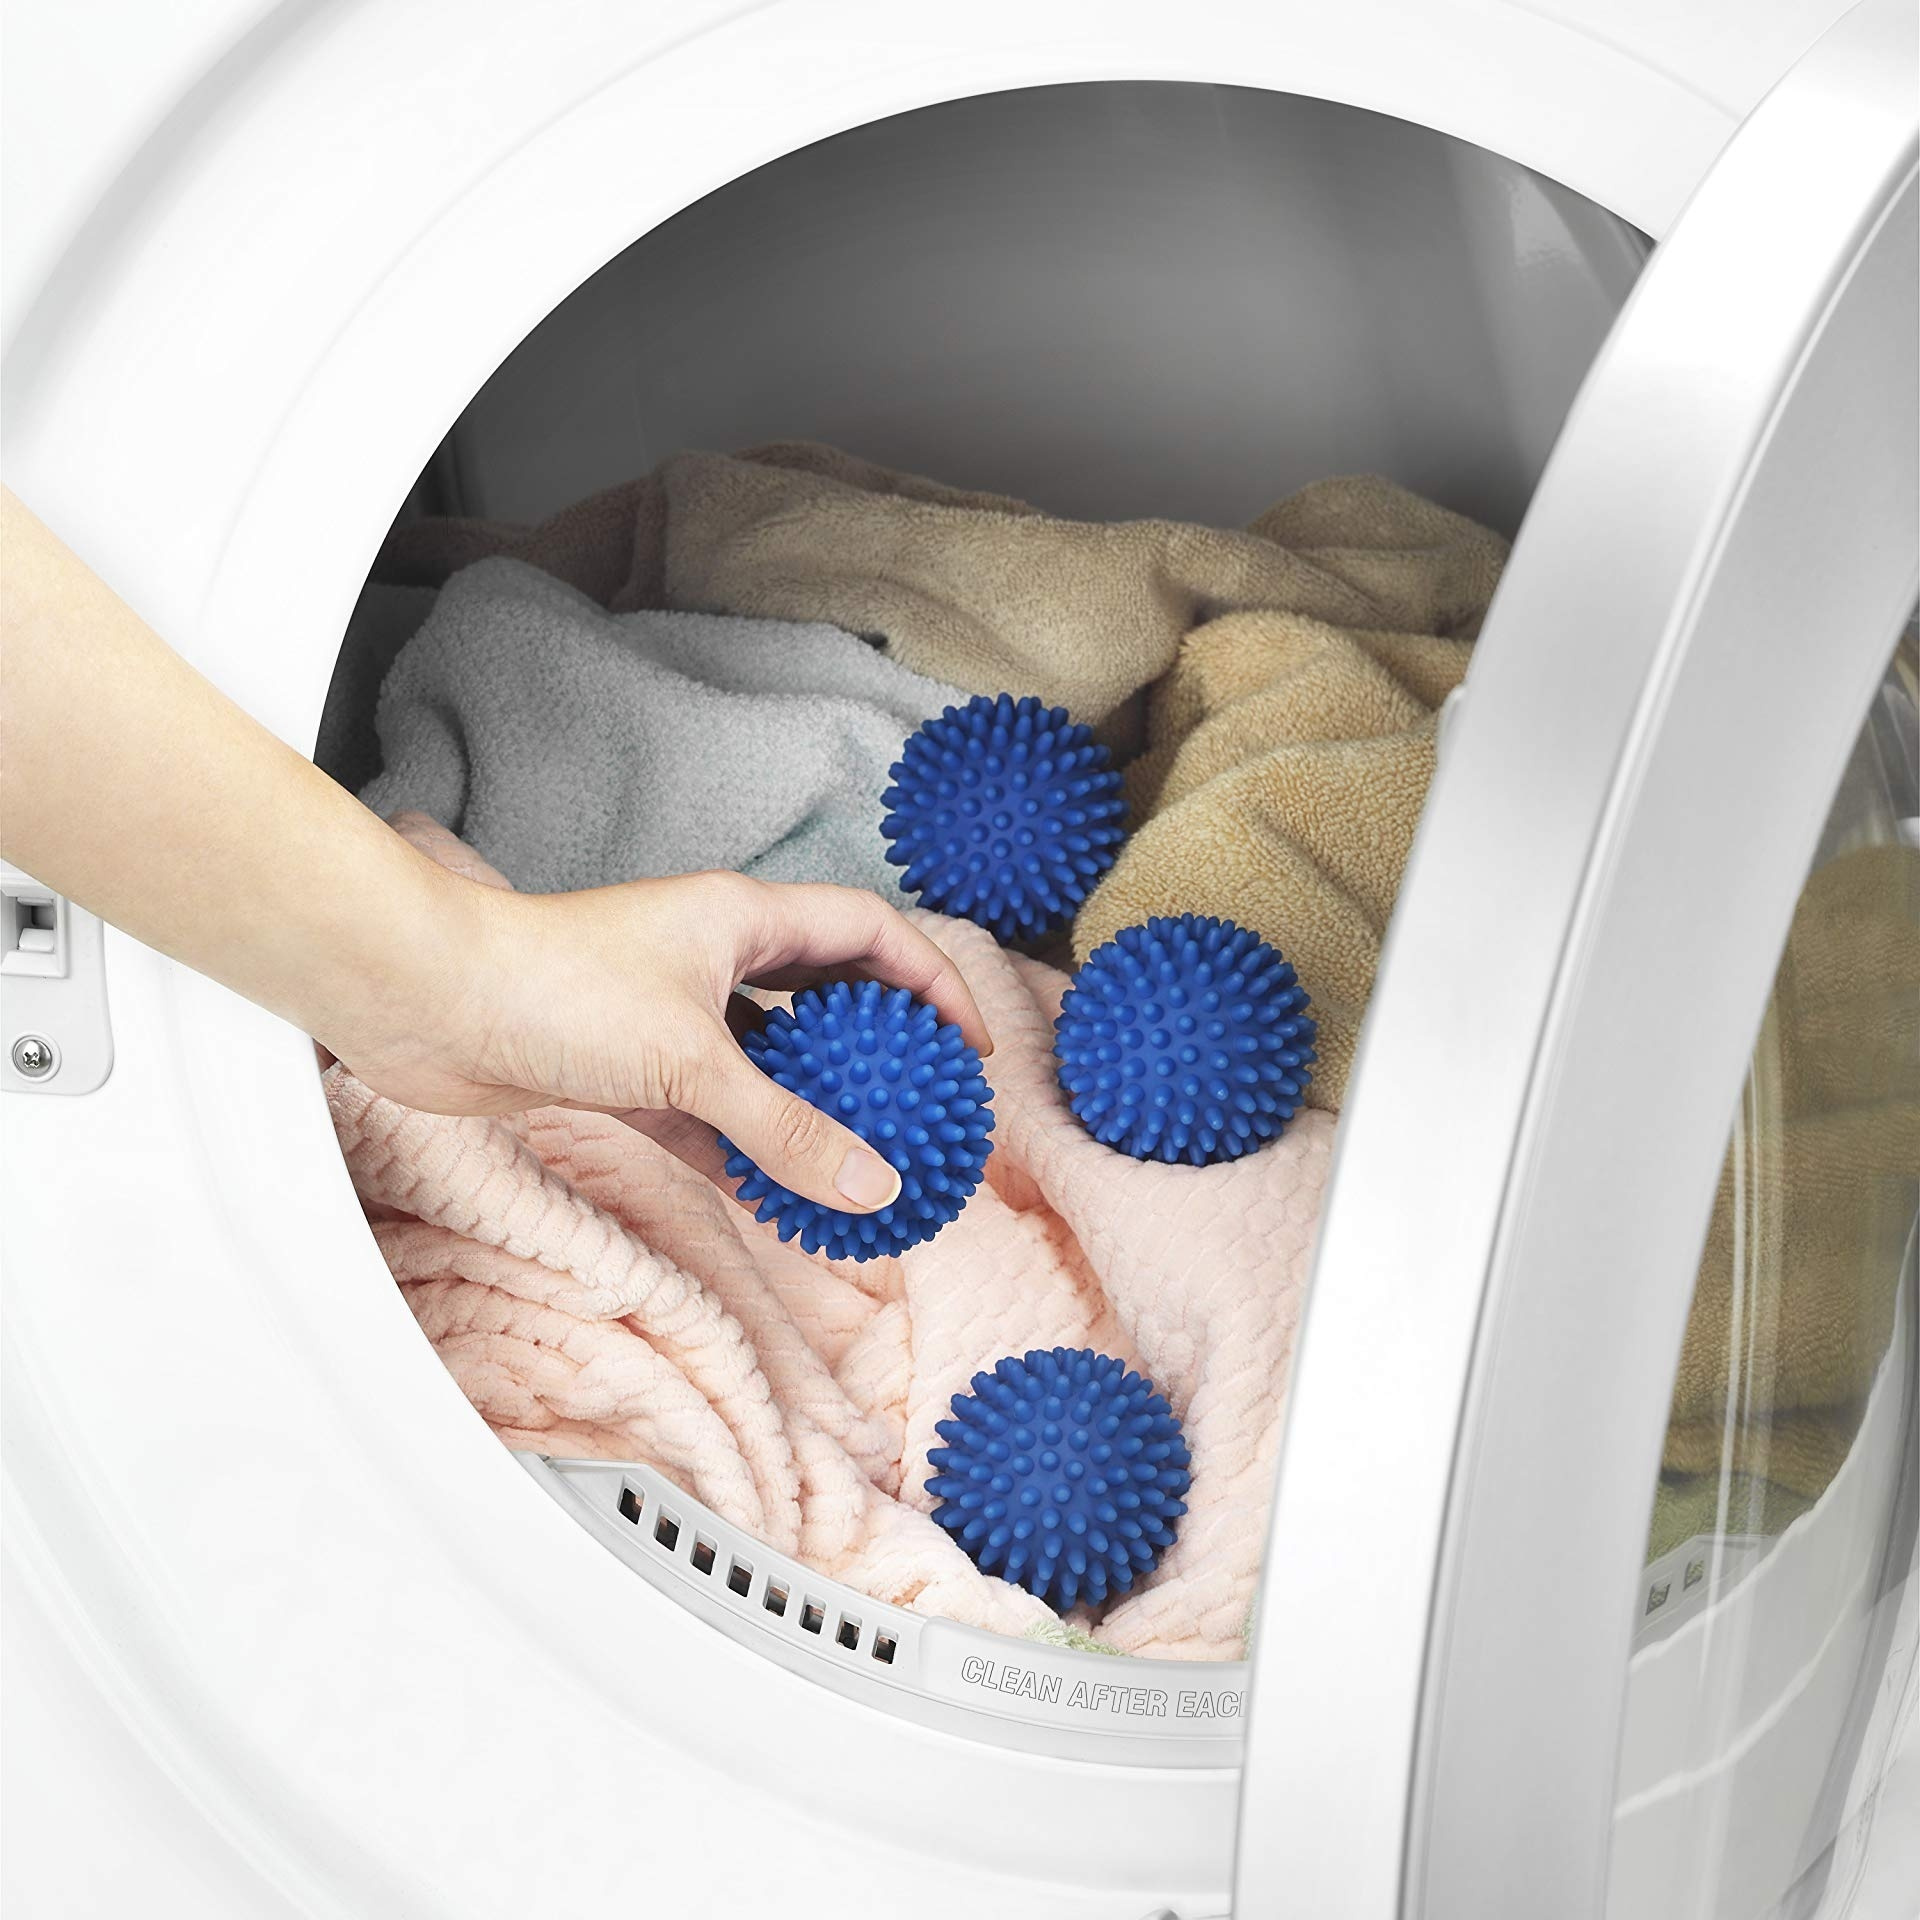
1055, 913, 1316, 1167
880, 692, 1127, 941
720, 979, 994, 1263
927, 1348, 1190, 1610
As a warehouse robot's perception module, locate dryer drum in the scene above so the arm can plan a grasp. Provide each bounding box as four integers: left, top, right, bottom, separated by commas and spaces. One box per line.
315, 82, 1641, 1758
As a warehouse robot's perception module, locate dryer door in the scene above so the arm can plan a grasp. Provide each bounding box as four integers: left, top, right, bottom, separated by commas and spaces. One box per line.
1236, 3, 1918, 1917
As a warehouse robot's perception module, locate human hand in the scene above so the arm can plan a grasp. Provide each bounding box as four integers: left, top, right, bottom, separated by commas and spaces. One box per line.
333, 849, 992, 1217
0, 489, 986, 1218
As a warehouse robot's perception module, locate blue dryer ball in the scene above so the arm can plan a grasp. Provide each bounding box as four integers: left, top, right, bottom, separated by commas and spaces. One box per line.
720, 979, 994, 1264
927, 1348, 1190, 1611
880, 692, 1128, 942
1055, 913, 1316, 1167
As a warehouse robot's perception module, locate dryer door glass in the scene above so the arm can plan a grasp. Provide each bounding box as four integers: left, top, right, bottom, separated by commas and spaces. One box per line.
1235, 3, 1917, 1916
1608, 641, 1918, 1919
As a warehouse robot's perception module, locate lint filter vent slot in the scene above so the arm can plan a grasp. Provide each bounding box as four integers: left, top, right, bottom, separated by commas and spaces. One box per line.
518, 1455, 1252, 1767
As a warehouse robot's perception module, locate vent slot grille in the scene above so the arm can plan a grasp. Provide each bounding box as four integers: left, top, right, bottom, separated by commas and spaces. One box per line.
523, 1456, 1252, 1769
613, 1480, 894, 1670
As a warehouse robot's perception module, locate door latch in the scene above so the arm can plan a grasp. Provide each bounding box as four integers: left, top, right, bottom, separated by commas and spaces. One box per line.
1, 864, 112, 1094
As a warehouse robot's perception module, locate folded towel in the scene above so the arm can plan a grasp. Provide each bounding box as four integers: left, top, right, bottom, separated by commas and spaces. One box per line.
331, 816, 1335, 1659
1660, 840, 1919, 1505
1073, 609, 1482, 1108
375, 442, 1504, 734
357, 559, 965, 900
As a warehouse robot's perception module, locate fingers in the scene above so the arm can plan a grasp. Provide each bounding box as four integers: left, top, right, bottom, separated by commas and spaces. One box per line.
614, 1105, 733, 1187
737, 882, 993, 1056
692, 1037, 904, 1215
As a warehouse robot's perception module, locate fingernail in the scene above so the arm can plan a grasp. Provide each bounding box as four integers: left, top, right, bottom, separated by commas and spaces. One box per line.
835, 1148, 901, 1210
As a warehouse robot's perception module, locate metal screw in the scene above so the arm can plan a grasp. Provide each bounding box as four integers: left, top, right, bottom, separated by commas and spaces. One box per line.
10, 1034, 56, 1080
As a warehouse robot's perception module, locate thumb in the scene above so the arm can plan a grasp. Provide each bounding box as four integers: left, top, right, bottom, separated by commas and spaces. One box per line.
700, 1039, 903, 1215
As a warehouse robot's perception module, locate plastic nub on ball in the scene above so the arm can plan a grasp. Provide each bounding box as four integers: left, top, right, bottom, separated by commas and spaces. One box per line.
880, 692, 1127, 942
720, 979, 993, 1263
1055, 913, 1315, 1167
927, 1348, 1190, 1611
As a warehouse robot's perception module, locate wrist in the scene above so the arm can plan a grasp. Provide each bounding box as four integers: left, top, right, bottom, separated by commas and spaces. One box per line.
306, 832, 512, 1083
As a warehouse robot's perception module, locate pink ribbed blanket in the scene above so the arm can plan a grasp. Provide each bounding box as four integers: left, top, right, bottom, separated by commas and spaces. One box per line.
328, 823, 1332, 1658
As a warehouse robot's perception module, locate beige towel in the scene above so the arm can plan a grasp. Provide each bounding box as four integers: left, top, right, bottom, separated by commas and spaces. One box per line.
1660, 840, 1919, 1504
1073, 606, 1486, 1108
376, 443, 1502, 734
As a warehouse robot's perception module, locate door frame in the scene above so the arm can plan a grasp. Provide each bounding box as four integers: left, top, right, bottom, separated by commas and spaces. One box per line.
1239, 5, 1918, 1913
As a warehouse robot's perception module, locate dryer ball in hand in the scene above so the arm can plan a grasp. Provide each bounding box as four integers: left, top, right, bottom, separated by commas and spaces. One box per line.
927, 1348, 1190, 1611
880, 692, 1127, 942
721, 980, 994, 1263
1054, 913, 1315, 1166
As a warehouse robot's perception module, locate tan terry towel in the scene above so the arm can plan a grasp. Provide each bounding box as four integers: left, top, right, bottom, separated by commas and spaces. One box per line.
1659, 840, 1919, 1507
376, 443, 1502, 732
1072, 488, 1503, 1108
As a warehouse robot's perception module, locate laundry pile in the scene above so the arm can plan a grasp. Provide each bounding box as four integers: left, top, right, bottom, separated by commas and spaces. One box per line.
334, 438, 1919, 1640
323, 444, 1505, 1655
359, 442, 1501, 1101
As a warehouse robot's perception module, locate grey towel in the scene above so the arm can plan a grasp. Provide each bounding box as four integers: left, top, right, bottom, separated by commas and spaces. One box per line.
319, 581, 440, 794
358, 558, 964, 899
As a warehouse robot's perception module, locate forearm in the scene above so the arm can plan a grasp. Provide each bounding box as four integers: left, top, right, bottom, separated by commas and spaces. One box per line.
0, 486, 473, 1056
1, 486, 987, 1214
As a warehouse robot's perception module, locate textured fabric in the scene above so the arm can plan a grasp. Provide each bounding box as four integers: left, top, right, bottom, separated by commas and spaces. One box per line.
357, 558, 963, 900
375, 450, 1502, 1092
331, 822, 1334, 1659
1660, 841, 1919, 1505
374, 442, 1503, 735
1074, 612, 1481, 1107
317, 582, 439, 795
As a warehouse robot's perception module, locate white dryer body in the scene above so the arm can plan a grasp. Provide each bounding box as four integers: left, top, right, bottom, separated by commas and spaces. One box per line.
4, 5, 1911, 1919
